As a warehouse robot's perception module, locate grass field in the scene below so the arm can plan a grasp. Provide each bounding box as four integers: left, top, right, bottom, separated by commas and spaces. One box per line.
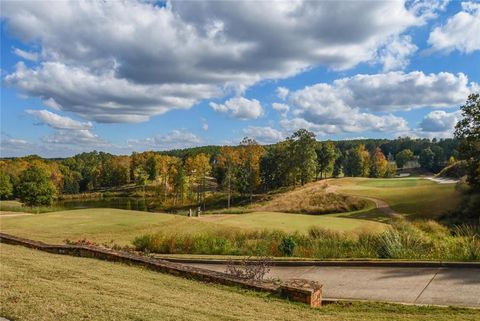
0, 207, 387, 245
1, 244, 478, 321
330, 177, 461, 218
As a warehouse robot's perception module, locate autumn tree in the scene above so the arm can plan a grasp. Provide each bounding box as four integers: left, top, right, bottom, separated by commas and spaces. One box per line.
173, 163, 188, 206
237, 138, 265, 201
358, 144, 371, 177
134, 167, 148, 196
369, 147, 388, 178
217, 146, 240, 208
18, 166, 57, 206
185, 153, 211, 208
395, 149, 414, 168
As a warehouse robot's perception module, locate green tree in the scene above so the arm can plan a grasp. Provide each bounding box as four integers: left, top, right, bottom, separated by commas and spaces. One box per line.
419, 148, 435, 172
18, 166, 57, 206
343, 148, 362, 177
454, 93, 480, 190
290, 129, 317, 185
332, 154, 343, 178
0, 171, 13, 199
316, 141, 337, 179
395, 149, 414, 168
145, 155, 158, 180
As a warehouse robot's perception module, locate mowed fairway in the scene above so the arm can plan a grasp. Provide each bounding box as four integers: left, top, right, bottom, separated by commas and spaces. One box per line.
330, 177, 461, 218
2, 244, 478, 321
0, 207, 386, 245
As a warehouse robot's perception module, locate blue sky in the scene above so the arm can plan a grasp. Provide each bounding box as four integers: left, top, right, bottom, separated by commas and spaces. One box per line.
1, 0, 479, 157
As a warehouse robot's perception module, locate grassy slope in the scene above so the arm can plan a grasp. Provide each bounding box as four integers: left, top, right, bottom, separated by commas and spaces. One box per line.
208, 210, 386, 233
1, 244, 478, 321
331, 177, 461, 218
0, 207, 386, 245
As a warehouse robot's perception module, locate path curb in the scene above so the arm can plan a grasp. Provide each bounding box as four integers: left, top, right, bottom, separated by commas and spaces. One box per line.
161, 257, 480, 269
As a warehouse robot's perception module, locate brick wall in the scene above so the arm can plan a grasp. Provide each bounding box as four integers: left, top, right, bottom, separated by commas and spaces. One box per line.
0, 232, 322, 307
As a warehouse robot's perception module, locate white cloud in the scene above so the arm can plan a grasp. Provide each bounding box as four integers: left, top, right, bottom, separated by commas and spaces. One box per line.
378, 35, 418, 71
42, 98, 62, 110
0, 133, 31, 151
42, 129, 107, 146
289, 71, 475, 113
276, 87, 289, 100
210, 97, 263, 120
272, 103, 290, 116
127, 130, 202, 150
1, 0, 438, 123
428, 2, 480, 53
280, 70, 476, 136
26, 109, 92, 130
6, 62, 219, 123
419, 110, 461, 133
242, 126, 283, 144
202, 121, 209, 131
13, 48, 38, 61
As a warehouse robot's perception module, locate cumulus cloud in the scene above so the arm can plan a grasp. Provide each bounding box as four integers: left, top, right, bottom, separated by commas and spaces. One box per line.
0, 133, 31, 151
127, 130, 202, 150
289, 71, 475, 113
24, 109, 106, 147
6, 62, 219, 123
210, 97, 263, 120
377, 35, 418, 71
1, 0, 437, 123
276, 87, 289, 101
26, 109, 92, 130
42, 129, 107, 146
242, 126, 283, 144
13, 48, 38, 61
428, 2, 480, 53
272, 103, 290, 116
419, 110, 461, 133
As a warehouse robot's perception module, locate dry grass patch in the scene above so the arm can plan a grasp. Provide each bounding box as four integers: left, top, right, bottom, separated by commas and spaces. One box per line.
254, 181, 367, 214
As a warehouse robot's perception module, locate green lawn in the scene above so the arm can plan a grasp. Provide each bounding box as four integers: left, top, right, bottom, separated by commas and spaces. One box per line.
332, 177, 461, 218
1, 244, 478, 321
0, 207, 387, 245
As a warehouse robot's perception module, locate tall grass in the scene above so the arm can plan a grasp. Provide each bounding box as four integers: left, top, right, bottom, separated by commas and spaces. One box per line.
132, 220, 480, 261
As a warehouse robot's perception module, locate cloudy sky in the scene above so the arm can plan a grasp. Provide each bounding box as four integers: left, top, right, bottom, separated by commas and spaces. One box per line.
1, 0, 479, 157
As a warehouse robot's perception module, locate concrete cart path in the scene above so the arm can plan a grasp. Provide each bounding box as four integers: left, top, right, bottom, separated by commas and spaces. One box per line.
188, 264, 480, 308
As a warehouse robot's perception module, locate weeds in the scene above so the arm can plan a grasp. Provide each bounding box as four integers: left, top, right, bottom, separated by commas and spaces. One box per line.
132, 220, 480, 261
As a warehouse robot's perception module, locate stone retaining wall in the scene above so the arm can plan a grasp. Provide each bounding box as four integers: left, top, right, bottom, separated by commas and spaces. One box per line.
0, 232, 322, 307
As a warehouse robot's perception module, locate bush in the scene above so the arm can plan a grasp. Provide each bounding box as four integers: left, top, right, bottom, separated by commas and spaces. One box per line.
279, 235, 296, 256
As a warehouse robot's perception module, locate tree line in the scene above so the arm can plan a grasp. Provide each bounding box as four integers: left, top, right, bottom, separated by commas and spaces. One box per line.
0, 134, 460, 207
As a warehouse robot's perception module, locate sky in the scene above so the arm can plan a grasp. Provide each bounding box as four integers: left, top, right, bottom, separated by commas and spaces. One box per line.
1, 0, 479, 158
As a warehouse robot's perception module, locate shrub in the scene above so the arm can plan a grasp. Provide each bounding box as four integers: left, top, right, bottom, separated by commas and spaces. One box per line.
278, 235, 296, 256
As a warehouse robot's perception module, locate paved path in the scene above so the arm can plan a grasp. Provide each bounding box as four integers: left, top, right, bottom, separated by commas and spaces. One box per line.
188, 263, 480, 308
